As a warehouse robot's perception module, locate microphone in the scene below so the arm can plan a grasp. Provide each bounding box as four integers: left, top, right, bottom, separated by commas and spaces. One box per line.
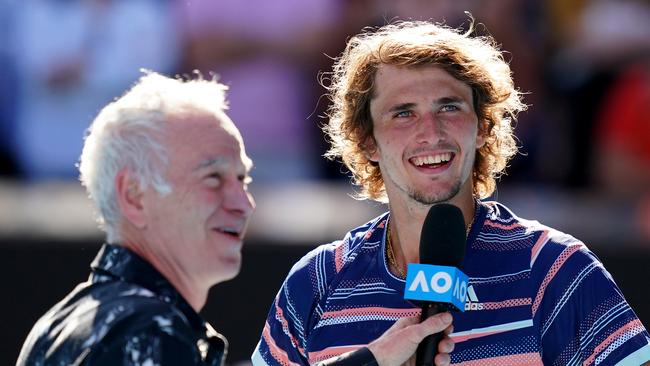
403, 204, 468, 366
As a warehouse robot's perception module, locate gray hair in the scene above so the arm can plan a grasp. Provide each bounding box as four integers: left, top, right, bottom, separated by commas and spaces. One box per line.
78, 70, 229, 243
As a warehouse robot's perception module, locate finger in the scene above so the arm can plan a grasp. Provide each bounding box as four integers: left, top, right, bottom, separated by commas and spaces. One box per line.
443, 324, 454, 335
438, 337, 455, 354
414, 312, 453, 341
434, 352, 451, 366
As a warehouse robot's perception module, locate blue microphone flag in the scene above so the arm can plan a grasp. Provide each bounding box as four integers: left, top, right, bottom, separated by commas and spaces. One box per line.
404, 263, 468, 312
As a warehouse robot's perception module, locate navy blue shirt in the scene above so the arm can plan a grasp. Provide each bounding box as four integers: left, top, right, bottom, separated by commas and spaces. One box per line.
17, 243, 227, 366
253, 201, 650, 365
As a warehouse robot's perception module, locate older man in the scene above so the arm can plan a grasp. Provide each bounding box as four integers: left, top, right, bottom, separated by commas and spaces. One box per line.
16, 71, 453, 366
16, 71, 255, 365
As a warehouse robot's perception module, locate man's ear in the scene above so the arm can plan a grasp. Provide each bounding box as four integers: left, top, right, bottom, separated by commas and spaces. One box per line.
115, 169, 147, 229
476, 121, 487, 149
363, 137, 380, 162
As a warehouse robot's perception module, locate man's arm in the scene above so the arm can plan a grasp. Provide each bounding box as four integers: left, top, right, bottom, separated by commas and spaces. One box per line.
532, 240, 650, 365
253, 247, 326, 365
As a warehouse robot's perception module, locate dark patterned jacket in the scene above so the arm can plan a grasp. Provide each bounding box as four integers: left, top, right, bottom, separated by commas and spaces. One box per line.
17, 243, 227, 366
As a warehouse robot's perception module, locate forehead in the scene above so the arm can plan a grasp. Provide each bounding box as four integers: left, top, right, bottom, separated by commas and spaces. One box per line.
372, 64, 470, 99
163, 112, 251, 171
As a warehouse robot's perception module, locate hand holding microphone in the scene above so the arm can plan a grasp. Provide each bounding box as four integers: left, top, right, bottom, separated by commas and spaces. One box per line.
366, 312, 455, 366
318, 312, 454, 366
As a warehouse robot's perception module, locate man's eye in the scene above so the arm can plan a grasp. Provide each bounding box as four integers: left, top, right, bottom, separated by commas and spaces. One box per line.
441, 104, 459, 112
205, 174, 221, 187
394, 110, 413, 118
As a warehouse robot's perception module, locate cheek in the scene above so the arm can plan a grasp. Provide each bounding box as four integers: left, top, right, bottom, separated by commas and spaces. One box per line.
166, 189, 219, 224
374, 128, 404, 152
199, 186, 222, 201
195, 190, 223, 213
370, 139, 391, 164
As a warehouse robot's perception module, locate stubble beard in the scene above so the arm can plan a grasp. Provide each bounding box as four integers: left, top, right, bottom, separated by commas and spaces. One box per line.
408, 180, 462, 206
382, 163, 464, 207
381, 148, 474, 207
408, 148, 477, 206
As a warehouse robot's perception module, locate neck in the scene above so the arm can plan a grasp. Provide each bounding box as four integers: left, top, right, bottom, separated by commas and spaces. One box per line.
386, 191, 477, 269
120, 229, 208, 312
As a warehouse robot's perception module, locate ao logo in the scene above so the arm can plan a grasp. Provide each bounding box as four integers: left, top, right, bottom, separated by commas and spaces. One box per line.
408, 270, 467, 300
403, 264, 469, 312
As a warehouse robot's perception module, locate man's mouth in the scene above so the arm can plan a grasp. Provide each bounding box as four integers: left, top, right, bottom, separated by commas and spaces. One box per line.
409, 152, 453, 169
214, 227, 242, 239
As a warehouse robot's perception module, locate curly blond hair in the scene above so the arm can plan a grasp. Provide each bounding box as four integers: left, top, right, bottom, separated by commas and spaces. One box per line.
323, 20, 526, 201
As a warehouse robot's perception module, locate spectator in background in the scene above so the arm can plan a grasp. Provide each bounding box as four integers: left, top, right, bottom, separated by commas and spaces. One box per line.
546, 0, 650, 241
179, 0, 378, 183
10, 0, 180, 180
592, 59, 650, 241
545, 0, 650, 189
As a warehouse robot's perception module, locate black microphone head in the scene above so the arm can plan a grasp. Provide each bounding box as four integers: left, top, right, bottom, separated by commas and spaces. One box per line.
419, 203, 467, 267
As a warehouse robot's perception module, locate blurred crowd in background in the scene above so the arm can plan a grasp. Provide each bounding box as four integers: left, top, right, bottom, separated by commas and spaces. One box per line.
0, 0, 649, 241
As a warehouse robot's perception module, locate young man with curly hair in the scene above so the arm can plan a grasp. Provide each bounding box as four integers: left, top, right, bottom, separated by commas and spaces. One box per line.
253, 20, 650, 366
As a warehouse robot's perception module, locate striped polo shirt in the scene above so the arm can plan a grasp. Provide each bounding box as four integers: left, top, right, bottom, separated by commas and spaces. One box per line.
253, 201, 650, 365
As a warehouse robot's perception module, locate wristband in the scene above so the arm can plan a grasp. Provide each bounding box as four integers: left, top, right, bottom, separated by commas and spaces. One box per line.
315, 346, 378, 366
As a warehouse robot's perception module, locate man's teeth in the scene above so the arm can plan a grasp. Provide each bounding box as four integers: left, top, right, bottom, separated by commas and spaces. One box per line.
219, 228, 239, 236
412, 153, 452, 166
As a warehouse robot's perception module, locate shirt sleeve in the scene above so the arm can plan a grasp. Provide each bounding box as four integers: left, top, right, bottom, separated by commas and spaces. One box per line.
252, 245, 335, 366
532, 240, 650, 365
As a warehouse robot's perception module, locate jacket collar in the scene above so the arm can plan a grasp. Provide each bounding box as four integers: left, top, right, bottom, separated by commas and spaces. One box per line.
89, 243, 205, 331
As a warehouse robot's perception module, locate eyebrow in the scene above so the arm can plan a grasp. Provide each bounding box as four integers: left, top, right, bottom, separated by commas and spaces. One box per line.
193, 157, 227, 172
386, 96, 466, 115
193, 157, 253, 177
436, 96, 465, 105
388, 103, 416, 113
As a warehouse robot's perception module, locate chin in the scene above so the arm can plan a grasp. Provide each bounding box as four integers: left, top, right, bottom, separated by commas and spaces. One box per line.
222, 256, 242, 278
220, 267, 241, 282
206, 263, 240, 285
416, 183, 462, 203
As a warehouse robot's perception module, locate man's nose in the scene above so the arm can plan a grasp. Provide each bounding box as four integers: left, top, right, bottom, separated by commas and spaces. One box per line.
224, 183, 255, 217
415, 112, 444, 144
